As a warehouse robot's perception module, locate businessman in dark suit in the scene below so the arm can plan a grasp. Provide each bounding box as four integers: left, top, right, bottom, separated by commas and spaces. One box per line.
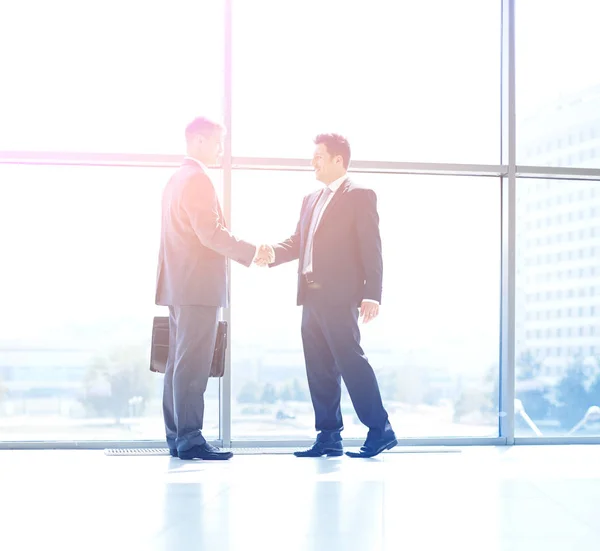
156, 116, 272, 460
259, 133, 397, 458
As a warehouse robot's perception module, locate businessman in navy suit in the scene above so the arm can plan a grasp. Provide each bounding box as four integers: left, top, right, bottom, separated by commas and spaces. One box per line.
259, 134, 397, 458
156, 116, 272, 460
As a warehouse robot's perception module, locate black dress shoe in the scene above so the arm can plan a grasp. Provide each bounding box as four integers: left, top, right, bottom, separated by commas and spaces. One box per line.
294, 440, 343, 457
178, 443, 233, 460
346, 432, 398, 458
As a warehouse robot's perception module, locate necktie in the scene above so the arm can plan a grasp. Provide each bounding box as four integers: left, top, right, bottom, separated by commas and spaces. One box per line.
302, 187, 333, 274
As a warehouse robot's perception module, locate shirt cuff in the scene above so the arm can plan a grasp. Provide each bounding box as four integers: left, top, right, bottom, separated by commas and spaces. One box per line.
362, 299, 380, 305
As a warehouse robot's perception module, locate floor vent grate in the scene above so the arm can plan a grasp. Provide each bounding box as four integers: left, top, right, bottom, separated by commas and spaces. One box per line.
104, 447, 460, 456
105, 448, 171, 456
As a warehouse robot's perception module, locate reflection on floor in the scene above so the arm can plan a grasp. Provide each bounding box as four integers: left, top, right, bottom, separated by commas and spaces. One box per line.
1, 445, 599, 550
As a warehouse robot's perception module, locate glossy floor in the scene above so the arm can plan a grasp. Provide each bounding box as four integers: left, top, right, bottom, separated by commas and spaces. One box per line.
1, 445, 598, 550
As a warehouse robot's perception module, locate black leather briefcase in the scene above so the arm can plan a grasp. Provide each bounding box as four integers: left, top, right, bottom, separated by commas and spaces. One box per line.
149, 316, 228, 378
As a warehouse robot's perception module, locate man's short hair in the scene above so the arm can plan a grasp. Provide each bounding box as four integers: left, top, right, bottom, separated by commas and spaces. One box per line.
314, 133, 351, 169
185, 116, 224, 142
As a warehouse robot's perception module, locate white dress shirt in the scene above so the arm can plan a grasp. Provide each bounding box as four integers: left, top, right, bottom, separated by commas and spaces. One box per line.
303, 174, 347, 274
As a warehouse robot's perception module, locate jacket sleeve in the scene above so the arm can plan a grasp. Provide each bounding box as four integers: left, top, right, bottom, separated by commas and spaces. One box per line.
355, 188, 383, 304
269, 196, 306, 267
181, 173, 256, 267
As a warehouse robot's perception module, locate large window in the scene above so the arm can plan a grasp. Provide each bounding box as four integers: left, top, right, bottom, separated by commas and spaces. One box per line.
517, 0, 600, 168
232, 0, 501, 163
0, 165, 219, 441
231, 171, 500, 439
4, 0, 600, 447
516, 179, 600, 436
0, 0, 223, 152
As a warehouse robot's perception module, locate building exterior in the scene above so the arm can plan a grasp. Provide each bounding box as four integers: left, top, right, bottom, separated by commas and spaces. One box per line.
517, 84, 600, 374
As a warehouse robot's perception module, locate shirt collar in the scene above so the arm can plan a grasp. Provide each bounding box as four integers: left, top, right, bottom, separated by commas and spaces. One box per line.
184, 156, 208, 173
326, 174, 348, 194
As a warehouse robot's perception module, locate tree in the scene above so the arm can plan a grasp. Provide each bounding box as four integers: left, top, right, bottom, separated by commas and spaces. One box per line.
237, 381, 262, 404
261, 382, 278, 404
516, 351, 543, 381
376, 367, 428, 406
515, 350, 552, 421
452, 365, 498, 423
81, 345, 153, 424
279, 384, 293, 402
553, 356, 600, 429
291, 378, 309, 402
484, 363, 499, 414
0, 376, 7, 415
278, 378, 310, 402
453, 388, 492, 423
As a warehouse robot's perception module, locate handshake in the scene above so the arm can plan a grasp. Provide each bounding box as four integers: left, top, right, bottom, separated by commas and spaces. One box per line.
254, 244, 275, 267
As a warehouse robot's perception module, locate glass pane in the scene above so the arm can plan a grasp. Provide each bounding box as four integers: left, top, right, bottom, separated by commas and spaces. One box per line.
516, 179, 600, 437
231, 170, 500, 440
0, 164, 219, 442
232, 0, 501, 163
0, 0, 223, 152
517, 0, 600, 168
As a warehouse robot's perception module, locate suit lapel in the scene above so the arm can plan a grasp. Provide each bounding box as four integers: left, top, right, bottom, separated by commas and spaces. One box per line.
301, 191, 322, 243
315, 178, 350, 233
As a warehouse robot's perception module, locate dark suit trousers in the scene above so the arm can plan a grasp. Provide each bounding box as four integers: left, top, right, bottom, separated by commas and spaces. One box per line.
301, 297, 391, 439
162, 305, 219, 452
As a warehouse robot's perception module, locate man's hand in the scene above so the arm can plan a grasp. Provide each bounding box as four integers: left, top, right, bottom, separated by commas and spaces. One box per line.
254, 244, 275, 267
359, 301, 379, 324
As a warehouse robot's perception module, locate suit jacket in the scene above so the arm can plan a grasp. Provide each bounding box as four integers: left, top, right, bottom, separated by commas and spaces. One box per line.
271, 178, 383, 306
155, 158, 255, 307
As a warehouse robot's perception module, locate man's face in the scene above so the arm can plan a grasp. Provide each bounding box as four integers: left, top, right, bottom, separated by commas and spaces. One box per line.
198, 129, 224, 166
311, 143, 342, 184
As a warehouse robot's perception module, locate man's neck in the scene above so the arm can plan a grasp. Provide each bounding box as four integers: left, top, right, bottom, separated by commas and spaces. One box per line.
185, 154, 210, 170
186, 152, 210, 164
324, 172, 347, 186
